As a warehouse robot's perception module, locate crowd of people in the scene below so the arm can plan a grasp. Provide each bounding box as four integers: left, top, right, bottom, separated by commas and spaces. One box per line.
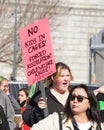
0, 62, 104, 130
0, 76, 30, 130
22, 62, 73, 126
31, 84, 104, 130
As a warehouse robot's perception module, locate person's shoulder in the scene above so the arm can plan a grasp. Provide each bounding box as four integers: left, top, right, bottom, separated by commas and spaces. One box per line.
29, 90, 41, 103
96, 93, 104, 100
0, 90, 7, 97
44, 112, 59, 121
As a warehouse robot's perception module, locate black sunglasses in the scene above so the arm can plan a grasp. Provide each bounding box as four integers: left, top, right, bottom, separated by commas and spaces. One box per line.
69, 94, 88, 102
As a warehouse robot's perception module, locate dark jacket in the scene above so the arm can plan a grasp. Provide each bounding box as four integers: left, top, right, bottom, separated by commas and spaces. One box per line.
96, 93, 104, 122
22, 87, 65, 127
0, 105, 10, 130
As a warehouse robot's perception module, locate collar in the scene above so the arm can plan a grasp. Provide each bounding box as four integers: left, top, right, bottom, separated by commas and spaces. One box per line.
63, 118, 98, 130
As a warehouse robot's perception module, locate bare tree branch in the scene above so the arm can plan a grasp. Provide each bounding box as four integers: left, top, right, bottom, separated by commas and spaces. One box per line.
0, 0, 60, 78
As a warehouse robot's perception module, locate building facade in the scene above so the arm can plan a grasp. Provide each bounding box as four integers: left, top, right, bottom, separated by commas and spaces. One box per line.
0, 0, 104, 85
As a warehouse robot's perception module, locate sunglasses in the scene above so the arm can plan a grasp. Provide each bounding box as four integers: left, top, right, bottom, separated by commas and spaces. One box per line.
69, 94, 88, 102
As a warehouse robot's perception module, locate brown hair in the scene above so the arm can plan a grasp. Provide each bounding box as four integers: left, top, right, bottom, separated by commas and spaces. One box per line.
18, 88, 29, 97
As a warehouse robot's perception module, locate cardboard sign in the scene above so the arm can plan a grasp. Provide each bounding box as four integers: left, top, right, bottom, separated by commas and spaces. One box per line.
19, 18, 56, 86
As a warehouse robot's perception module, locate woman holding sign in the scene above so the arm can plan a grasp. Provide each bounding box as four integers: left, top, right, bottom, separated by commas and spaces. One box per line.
22, 62, 73, 127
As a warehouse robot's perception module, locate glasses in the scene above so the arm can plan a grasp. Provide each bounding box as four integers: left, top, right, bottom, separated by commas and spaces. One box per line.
69, 94, 88, 102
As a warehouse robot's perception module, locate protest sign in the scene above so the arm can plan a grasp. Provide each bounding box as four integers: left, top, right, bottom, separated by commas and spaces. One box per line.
19, 18, 56, 86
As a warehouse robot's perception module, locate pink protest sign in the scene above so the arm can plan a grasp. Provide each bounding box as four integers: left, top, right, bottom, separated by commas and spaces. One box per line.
19, 18, 56, 86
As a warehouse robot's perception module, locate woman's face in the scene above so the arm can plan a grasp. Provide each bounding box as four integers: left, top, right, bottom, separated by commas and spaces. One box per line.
52, 69, 71, 93
18, 90, 28, 104
70, 88, 90, 115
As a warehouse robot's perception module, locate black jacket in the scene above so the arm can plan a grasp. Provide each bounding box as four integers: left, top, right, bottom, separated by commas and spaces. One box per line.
0, 105, 10, 130
96, 93, 104, 122
22, 87, 65, 127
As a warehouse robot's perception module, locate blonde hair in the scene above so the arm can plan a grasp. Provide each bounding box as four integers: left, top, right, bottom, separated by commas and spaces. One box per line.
44, 62, 73, 87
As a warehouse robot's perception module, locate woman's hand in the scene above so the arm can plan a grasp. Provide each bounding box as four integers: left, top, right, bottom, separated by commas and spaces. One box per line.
94, 85, 104, 95
38, 97, 47, 109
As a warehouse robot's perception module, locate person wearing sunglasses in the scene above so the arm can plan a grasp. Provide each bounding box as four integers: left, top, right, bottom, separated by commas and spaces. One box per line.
64, 84, 103, 130
31, 84, 104, 130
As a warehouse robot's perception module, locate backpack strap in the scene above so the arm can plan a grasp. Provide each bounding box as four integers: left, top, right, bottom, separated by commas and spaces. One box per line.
58, 112, 62, 130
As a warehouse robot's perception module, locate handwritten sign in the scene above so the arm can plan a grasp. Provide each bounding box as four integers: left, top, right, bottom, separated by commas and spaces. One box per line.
19, 18, 56, 86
